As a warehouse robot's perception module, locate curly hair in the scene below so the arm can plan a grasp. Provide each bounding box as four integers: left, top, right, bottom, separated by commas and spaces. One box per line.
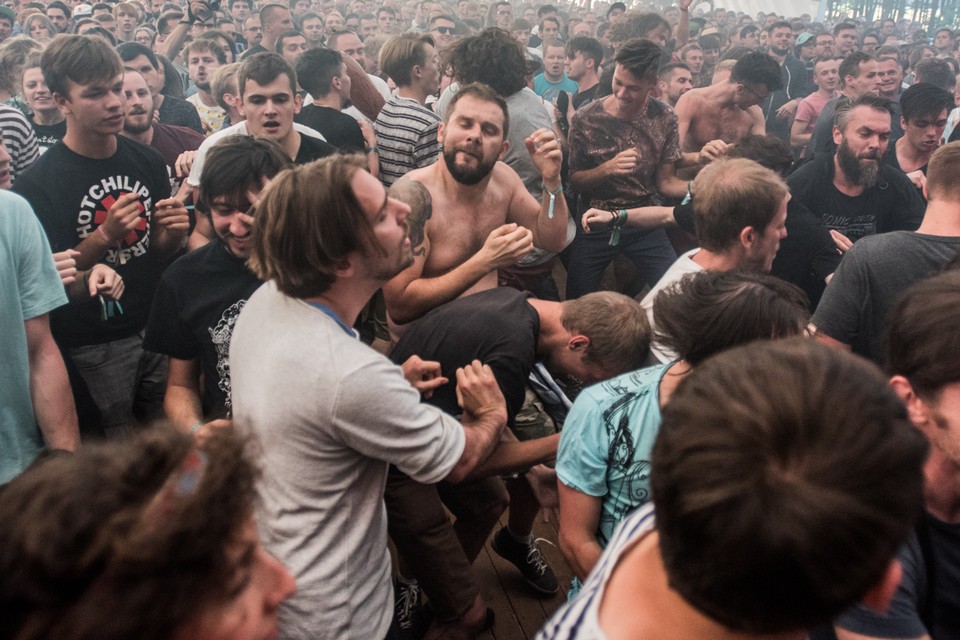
446, 27, 528, 96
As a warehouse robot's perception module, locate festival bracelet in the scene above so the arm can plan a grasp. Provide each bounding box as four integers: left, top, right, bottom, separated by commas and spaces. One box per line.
542, 182, 563, 219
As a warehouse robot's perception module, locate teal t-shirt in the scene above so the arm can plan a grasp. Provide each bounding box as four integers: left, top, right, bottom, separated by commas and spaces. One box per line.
533, 73, 579, 103
0, 190, 67, 484
556, 362, 671, 595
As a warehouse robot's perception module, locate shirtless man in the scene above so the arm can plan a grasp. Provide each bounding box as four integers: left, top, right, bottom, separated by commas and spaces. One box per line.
383, 82, 568, 324
676, 51, 782, 170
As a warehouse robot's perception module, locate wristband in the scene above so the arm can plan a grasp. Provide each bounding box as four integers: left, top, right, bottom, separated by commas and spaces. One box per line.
542, 182, 563, 219
366, 147, 378, 154
96, 224, 117, 246
609, 209, 628, 246
190, 420, 203, 434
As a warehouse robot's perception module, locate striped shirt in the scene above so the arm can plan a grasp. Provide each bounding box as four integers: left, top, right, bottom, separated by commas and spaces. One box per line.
374, 95, 441, 186
0, 105, 40, 185
536, 504, 657, 640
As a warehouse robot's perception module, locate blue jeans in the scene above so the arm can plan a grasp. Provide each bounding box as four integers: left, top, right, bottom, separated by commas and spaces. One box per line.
564, 226, 677, 299
67, 331, 167, 438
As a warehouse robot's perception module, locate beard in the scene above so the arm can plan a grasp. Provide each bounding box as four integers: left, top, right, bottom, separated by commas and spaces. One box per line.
123, 108, 154, 134
837, 138, 880, 188
195, 80, 211, 91
442, 143, 496, 185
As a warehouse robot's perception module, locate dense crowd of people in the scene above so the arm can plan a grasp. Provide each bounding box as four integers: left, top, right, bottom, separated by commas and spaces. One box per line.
1, 0, 960, 638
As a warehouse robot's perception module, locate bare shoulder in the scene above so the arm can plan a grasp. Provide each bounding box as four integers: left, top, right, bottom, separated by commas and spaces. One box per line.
404, 164, 435, 186
675, 88, 704, 112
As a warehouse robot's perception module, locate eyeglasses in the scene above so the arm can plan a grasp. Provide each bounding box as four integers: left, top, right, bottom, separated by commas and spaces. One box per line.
434, 25, 454, 33
496, 9, 511, 15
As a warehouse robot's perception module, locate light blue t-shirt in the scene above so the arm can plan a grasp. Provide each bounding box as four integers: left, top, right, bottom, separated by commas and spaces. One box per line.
0, 190, 67, 484
533, 73, 579, 103
556, 362, 671, 596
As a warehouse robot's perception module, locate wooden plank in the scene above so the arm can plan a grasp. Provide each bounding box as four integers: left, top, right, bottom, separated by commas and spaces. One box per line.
474, 534, 525, 640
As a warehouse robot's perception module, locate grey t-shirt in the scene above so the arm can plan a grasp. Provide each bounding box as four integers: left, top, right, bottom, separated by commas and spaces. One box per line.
230, 281, 465, 640
812, 231, 960, 361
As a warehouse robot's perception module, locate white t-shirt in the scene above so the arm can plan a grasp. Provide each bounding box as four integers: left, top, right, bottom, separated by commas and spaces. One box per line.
185, 120, 327, 187
640, 248, 704, 363
230, 281, 466, 640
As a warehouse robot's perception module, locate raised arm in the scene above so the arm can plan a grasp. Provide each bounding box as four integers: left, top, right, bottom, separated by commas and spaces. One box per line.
506, 128, 568, 252
343, 54, 385, 122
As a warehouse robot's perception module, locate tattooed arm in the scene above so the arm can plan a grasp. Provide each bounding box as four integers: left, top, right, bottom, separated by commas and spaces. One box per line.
388, 179, 433, 258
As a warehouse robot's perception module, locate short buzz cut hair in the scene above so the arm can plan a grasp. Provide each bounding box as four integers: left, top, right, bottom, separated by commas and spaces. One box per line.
296, 46, 343, 97
653, 338, 926, 633
379, 32, 434, 87
41, 33, 122, 98
260, 2, 289, 24
613, 37, 664, 81
924, 141, 960, 203
691, 157, 789, 252
560, 291, 651, 375
887, 268, 960, 396
658, 61, 691, 82
249, 154, 376, 298
237, 51, 297, 97
445, 81, 509, 137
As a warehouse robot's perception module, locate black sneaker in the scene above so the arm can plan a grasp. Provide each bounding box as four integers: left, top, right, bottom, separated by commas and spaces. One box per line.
491, 528, 559, 596
395, 579, 426, 640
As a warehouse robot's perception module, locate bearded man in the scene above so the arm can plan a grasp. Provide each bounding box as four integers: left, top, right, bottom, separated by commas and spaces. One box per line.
382, 82, 569, 325
788, 94, 923, 251
120, 71, 205, 197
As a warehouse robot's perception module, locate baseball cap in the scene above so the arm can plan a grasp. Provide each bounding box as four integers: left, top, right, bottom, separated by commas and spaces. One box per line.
796, 32, 815, 46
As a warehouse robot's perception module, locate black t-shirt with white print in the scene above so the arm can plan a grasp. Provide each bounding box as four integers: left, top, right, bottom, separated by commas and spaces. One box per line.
14, 136, 171, 348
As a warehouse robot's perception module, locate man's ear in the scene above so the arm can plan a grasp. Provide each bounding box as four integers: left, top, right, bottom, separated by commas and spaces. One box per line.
53, 92, 70, 115
739, 225, 756, 250
498, 138, 510, 160
889, 375, 931, 429
293, 91, 303, 115
437, 120, 445, 144
860, 559, 903, 614
832, 123, 843, 146
568, 334, 590, 352
334, 255, 354, 278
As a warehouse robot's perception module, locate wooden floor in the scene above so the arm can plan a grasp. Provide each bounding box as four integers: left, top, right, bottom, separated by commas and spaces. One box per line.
474, 510, 574, 640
